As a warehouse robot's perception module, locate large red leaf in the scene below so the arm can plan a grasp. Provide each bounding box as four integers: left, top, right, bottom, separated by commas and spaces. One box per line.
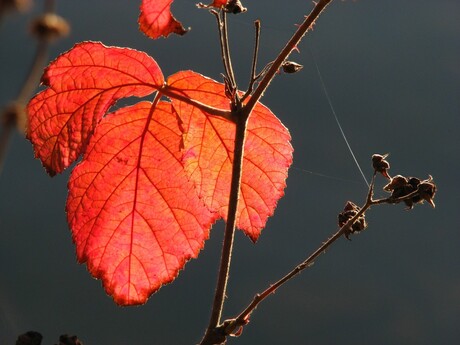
139, 0, 187, 39
27, 41, 163, 175
67, 101, 217, 305
167, 71, 293, 241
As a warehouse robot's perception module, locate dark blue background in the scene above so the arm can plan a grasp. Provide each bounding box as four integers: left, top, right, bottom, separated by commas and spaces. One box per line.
1, 1, 459, 344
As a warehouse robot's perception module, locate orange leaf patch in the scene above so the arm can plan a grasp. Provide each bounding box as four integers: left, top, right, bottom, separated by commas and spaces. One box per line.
66, 101, 217, 305
168, 71, 293, 241
27, 42, 164, 175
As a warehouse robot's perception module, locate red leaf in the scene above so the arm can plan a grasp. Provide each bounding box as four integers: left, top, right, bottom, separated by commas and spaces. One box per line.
27, 42, 163, 175
168, 71, 293, 241
139, 0, 188, 39
66, 101, 217, 305
208, 0, 228, 8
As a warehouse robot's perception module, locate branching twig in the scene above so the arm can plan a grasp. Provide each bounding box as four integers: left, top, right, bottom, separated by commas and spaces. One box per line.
217, 170, 436, 337
200, 1, 335, 344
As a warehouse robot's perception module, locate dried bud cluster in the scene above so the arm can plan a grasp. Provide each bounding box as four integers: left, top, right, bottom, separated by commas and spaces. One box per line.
384, 175, 436, 209
15, 331, 42, 345
1, 102, 27, 133
282, 61, 303, 74
338, 201, 367, 240
337, 153, 436, 240
372, 153, 391, 179
30, 13, 70, 41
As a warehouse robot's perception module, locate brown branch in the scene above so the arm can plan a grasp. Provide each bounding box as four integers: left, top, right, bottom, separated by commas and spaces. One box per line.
200, 108, 248, 345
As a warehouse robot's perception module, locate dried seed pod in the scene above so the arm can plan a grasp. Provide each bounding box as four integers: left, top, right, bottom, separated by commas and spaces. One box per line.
282, 61, 303, 74
384, 175, 437, 209
30, 13, 70, 42
16, 331, 43, 345
418, 176, 436, 208
372, 153, 391, 179
383, 175, 408, 192
338, 201, 367, 240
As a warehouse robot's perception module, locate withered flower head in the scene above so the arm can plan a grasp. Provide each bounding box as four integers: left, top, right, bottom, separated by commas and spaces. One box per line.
418, 176, 436, 208
30, 13, 70, 42
383, 175, 408, 192
384, 175, 437, 209
372, 153, 391, 179
338, 201, 367, 240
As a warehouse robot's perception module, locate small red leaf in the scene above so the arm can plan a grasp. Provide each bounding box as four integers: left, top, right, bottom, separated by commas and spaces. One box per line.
27, 42, 163, 175
205, 0, 228, 8
139, 0, 188, 39
168, 71, 293, 241
67, 101, 217, 305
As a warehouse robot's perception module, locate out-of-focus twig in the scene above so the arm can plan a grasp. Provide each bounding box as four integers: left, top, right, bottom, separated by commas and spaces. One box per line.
0, 0, 68, 177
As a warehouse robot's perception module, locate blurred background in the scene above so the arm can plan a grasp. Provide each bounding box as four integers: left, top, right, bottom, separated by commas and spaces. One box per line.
0, 0, 459, 344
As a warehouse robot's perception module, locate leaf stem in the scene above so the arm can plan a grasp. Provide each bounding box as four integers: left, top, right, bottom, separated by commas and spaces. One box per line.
160, 85, 234, 121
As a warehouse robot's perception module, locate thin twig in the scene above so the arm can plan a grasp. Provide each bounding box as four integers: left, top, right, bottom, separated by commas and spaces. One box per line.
211, 10, 232, 84
221, 10, 237, 91
229, 172, 376, 328
0, 1, 55, 178
241, 20, 261, 102
219, 172, 435, 335
211, 9, 237, 97
17, 40, 49, 104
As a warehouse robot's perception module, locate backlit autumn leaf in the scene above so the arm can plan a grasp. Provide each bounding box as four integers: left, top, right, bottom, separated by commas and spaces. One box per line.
28, 41, 292, 305
27, 42, 164, 175
139, 0, 188, 39
167, 71, 293, 241
66, 101, 217, 305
